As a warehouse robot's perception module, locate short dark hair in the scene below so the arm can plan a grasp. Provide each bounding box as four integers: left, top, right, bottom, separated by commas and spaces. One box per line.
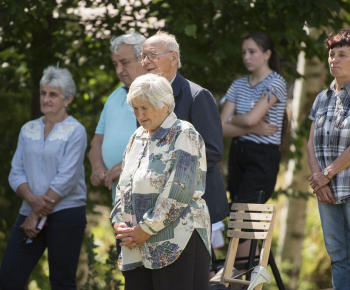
325, 29, 350, 51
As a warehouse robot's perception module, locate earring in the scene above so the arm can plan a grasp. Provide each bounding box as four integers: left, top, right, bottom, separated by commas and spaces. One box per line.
65, 104, 68, 107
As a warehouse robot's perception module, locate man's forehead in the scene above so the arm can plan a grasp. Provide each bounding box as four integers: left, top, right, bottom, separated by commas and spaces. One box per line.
143, 38, 166, 51
113, 44, 135, 60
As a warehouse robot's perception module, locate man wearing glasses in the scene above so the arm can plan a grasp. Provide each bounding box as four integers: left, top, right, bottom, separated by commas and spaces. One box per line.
141, 31, 229, 224
89, 32, 146, 203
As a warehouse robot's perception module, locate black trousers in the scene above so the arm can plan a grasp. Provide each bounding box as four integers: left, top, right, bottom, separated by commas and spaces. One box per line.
227, 139, 280, 203
123, 230, 211, 290
0, 206, 86, 290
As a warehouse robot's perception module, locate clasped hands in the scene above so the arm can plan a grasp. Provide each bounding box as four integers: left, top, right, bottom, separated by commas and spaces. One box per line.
309, 171, 335, 204
91, 163, 122, 190
113, 223, 151, 248
28, 194, 54, 218
21, 211, 41, 239
21, 195, 54, 238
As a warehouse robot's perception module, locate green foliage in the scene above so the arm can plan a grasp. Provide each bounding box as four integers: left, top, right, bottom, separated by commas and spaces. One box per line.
1, 0, 350, 288
147, 0, 350, 97
0, 0, 142, 286
288, 116, 313, 171
81, 234, 122, 290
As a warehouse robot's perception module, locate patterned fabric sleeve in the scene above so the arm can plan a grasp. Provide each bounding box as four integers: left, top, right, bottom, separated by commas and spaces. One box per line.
139, 126, 207, 235
309, 91, 323, 121
110, 133, 137, 225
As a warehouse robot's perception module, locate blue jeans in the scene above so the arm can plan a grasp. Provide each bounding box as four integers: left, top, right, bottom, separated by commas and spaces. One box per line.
0, 206, 86, 290
318, 200, 350, 289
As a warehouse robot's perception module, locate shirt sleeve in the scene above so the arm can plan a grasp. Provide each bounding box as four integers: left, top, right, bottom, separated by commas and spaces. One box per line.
8, 128, 28, 193
267, 74, 287, 103
309, 92, 322, 121
110, 133, 137, 225
224, 80, 238, 104
95, 104, 106, 135
110, 185, 123, 225
139, 126, 207, 235
95, 87, 123, 134
49, 124, 87, 197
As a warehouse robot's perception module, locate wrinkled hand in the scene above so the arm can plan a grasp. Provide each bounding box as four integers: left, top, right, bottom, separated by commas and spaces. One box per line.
309, 171, 330, 193
314, 185, 335, 204
105, 164, 122, 190
21, 212, 40, 238
28, 195, 54, 217
114, 222, 136, 248
251, 117, 278, 136
129, 225, 151, 245
90, 168, 106, 186
115, 224, 151, 247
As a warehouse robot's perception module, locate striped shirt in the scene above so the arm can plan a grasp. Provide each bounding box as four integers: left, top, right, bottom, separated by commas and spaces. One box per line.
224, 72, 287, 145
309, 80, 350, 203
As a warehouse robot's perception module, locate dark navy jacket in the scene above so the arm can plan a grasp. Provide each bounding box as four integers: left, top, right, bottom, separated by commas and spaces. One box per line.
172, 72, 229, 223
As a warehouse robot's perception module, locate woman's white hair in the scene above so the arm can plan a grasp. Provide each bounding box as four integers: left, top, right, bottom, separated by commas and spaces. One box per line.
127, 73, 175, 113
40, 66, 76, 99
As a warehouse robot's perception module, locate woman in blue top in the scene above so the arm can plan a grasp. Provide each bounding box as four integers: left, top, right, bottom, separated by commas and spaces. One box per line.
221, 32, 287, 204
0, 66, 87, 290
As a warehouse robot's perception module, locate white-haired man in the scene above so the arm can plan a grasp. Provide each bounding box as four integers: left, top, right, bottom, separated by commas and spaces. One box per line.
89, 32, 146, 202
141, 31, 229, 224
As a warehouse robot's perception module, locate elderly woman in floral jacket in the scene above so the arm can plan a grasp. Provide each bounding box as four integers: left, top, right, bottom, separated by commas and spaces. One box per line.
110, 73, 211, 290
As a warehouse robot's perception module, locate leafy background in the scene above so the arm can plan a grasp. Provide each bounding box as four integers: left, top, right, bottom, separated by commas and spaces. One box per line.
1, 0, 350, 288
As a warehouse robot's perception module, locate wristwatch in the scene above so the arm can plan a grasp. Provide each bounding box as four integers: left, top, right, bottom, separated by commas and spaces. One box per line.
323, 169, 332, 181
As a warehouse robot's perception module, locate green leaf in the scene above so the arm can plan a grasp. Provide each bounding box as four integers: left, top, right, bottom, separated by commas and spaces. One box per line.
184, 24, 197, 36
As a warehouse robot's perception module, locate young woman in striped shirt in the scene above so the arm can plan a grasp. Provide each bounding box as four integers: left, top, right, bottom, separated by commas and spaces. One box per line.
221, 32, 287, 204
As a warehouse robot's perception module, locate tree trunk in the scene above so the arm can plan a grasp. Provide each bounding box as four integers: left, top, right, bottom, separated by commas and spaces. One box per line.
277, 49, 326, 289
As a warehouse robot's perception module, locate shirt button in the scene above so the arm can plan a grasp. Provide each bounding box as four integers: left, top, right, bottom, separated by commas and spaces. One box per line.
327, 131, 329, 134
329, 119, 331, 121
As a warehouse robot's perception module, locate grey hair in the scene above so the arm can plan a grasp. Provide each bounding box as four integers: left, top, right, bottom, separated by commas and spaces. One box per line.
152, 31, 182, 68
127, 73, 175, 113
110, 32, 146, 59
40, 66, 76, 99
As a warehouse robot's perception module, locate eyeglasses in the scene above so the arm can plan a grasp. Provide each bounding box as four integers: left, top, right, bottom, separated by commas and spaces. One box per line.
139, 51, 173, 62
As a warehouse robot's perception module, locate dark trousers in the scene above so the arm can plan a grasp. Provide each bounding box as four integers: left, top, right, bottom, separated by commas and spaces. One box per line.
123, 230, 211, 290
227, 139, 280, 203
0, 206, 86, 290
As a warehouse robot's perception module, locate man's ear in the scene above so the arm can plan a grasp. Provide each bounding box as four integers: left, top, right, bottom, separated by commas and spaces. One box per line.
171, 51, 179, 67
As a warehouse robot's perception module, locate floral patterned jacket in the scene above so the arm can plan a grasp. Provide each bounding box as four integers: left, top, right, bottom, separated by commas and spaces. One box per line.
110, 112, 211, 271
